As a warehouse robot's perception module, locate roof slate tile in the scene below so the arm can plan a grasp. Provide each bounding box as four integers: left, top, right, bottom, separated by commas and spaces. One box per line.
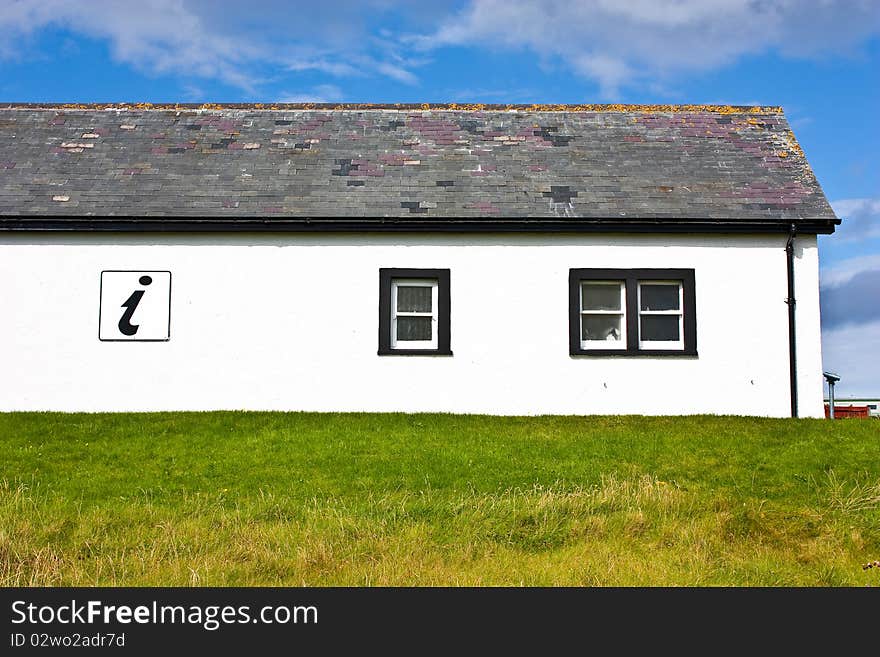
0, 105, 836, 224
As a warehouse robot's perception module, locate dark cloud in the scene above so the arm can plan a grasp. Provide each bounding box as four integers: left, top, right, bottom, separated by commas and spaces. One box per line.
821, 269, 880, 329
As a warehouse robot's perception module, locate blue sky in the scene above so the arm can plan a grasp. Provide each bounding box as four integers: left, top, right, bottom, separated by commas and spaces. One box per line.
2, 0, 878, 396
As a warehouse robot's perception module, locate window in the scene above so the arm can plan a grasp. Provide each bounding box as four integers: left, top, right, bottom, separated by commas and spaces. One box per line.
392, 279, 437, 349
580, 281, 626, 349
638, 281, 683, 350
569, 269, 696, 356
379, 268, 451, 355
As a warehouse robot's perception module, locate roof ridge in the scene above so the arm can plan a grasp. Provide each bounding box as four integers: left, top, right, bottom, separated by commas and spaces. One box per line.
0, 102, 785, 114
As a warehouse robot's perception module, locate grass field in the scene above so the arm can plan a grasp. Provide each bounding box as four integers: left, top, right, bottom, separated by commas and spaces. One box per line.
1, 412, 878, 586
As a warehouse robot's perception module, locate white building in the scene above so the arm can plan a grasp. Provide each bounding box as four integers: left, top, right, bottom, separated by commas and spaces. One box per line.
0, 104, 839, 416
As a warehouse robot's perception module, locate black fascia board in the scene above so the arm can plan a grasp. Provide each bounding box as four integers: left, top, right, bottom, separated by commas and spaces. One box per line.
0, 216, 840, 234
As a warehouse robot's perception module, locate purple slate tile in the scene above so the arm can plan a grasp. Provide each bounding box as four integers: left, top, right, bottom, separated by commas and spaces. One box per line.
467, 201, 501, 214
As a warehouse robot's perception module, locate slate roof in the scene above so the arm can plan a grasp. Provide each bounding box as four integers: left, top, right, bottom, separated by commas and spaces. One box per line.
0, 104, 838, 232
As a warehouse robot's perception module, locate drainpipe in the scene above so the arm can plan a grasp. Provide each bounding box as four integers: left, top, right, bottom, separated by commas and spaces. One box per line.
786, 224, 798, 418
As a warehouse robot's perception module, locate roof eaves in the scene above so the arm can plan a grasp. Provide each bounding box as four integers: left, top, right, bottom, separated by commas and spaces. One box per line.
0, 216, 840, 234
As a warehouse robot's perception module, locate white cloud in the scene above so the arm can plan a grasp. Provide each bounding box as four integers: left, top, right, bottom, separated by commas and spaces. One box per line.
374, 60, 419, 85
830, 197, 880, 241
570, 54, 633, 100
278, 84, 344, 104
413, 0, 880, 98
1, 1, 877, 98
182, 84, 205, 101
822, 319, 880, 397
0, 0, 264, 90
821, 253, 880, 288
0, 0, 427, 91
287, 58, 361, 78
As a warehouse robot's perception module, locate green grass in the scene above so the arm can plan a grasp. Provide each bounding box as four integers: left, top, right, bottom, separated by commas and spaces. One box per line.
1, 412, 878, 586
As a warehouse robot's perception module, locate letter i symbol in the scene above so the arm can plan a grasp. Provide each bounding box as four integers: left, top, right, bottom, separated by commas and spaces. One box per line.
118, 275, 152, 336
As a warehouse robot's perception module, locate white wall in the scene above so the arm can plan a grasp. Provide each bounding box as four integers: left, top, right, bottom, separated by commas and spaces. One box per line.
794, 234, 824, 417
0, 232, 824, 417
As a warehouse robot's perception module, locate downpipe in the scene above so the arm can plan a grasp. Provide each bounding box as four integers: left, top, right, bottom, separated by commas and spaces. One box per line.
786, 224, 798, 418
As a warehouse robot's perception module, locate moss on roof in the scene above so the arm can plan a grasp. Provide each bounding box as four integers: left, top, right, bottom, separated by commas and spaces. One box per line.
0, 102, 784, 114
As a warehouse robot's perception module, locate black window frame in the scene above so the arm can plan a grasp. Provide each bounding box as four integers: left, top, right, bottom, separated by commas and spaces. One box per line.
569, 268, 697, 357
378, 268, 452, 356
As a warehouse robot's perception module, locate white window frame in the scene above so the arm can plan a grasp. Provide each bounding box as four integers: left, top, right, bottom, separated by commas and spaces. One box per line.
390, 278, 438, 350
580, 280, 627, 350
637, 280, 684, 350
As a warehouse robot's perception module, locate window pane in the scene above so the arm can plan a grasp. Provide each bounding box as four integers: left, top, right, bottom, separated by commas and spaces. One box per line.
640, 315, 680, 341
396, 285, 432, 312
396, 316, 432, 341
581, 282, 622, 311
640, 284, 680, 311
581, 314, 623, 341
